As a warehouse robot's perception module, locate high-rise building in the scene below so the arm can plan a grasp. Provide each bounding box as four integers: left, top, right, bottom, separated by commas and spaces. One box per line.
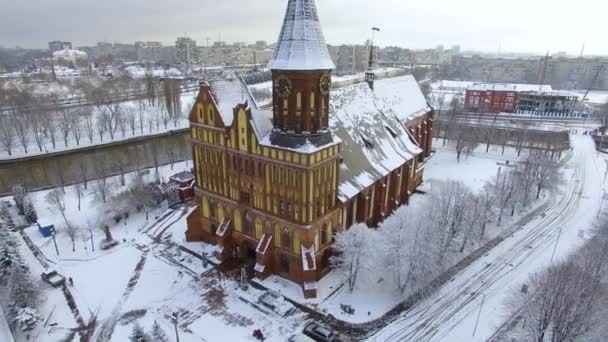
175, 37, 199, 65
48, 41, 72, 52
185, 0, 434, 298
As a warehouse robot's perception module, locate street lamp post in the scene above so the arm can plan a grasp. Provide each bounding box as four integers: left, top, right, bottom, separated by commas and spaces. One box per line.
171, 312, 180, 342
89, 229, 95, 252
472, 294, 486, 337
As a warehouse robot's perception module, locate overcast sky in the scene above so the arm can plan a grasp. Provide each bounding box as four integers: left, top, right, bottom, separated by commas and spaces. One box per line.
1, 0, 606, 55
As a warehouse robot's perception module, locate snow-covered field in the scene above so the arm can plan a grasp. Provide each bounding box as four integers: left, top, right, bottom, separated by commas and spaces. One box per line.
425, 143, 522, 192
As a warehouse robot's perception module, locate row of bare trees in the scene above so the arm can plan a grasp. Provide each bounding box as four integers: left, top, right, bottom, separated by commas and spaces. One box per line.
505, 214, 608, 341
0, 76, 187, 157
332, 150, 563, 295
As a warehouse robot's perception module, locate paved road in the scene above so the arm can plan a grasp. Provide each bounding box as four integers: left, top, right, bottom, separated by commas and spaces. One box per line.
371, 134, 605, 342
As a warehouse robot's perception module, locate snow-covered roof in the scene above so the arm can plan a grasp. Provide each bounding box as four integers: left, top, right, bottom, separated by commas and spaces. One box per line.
209, 78, 258, 126
519, 90, 580, 98
203, 75, 428, 202
52, 49, 88, 58
373, 75, 431, 122
330, 78, 425, 202
468, 82, 553, 93
170, 171, 194, 183
267, 0, 335, 71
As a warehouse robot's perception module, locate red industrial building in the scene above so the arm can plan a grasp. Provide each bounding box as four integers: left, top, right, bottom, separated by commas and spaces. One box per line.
464, 83, 552, 113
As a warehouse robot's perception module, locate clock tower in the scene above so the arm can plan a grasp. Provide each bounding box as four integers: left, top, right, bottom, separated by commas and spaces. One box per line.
268, 0, 335, 135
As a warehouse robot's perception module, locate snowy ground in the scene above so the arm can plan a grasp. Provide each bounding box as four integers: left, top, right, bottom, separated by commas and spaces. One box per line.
425, 143, 522, 192
5, 133, 601, 341
3, 160, 308, 342
371, 133, 606, 341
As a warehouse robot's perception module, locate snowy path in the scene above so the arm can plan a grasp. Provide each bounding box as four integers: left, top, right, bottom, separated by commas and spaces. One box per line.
372, 135, 605, 342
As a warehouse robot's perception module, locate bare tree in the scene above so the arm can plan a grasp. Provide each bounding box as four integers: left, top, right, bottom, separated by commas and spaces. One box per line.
495, 129, 511, 155
0, 113, 15, 156
528, 150, 562, 200
74, 182, 84, 212
492, 169, 517, 225
90, 85, 121, 140
30, 112, 47, 152
126, 107, 137, 136
167, 149, 176, 171
92, 158, 112, 203
113, 154, 127, 186
144, 71, 158, 106
129, 174, 158, 221
163, 79, 182, 128
96, 114, 106, 142
58, 108, 72, 147
117, 114, 127, 138
383, 204, 438, 295
79, 159, 89, 190
429, 180, 474, 262
46, 188, 70, 228
448, 125, 479, 162
331, 224, 374, 292
69, 109, 82, 146
82, 108, 95, 144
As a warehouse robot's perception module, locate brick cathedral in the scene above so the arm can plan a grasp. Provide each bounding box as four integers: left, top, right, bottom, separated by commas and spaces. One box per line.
186, 0, 434, 298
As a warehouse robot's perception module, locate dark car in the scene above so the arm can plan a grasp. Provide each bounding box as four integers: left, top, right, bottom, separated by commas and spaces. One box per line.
303, 322, 350, 342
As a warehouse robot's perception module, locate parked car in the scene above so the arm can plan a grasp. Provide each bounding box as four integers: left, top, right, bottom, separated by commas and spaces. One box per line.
41, 270, 66, 287
288, 334, 315, 342
303, 322, 350, 342
258, 290, 295, 317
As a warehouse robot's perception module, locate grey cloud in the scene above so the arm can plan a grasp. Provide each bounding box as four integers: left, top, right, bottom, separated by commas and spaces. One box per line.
0, 0, 606, 55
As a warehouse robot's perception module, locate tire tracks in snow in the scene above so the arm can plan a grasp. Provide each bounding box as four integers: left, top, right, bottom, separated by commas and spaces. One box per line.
94, 251, 148, 342
378, 148, 587, 342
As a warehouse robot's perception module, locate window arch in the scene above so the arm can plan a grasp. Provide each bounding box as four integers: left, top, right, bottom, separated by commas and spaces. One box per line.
209, 200, 217, 221
244, 212, 254, 235
255, 218, 263, 239
208, 107, 214, 122
233, 208, 242, 232
282, 228, 291, 251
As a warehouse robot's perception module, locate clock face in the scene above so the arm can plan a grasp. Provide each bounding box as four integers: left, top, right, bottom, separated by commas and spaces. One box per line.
275, 76, 292, 98
320, 74, 332, 95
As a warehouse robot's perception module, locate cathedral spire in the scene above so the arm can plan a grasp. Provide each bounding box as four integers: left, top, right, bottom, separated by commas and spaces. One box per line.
268, 0, 335, 71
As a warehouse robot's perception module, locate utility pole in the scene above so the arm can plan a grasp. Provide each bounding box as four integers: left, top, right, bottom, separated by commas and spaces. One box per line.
52, 231, 60, 256
550, 224, 563, 263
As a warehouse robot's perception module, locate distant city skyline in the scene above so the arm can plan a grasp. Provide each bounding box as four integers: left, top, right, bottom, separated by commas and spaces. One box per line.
1, 0, 606, 56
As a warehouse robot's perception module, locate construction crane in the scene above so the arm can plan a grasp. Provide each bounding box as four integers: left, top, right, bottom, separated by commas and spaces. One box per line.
581, 64, 605, 103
